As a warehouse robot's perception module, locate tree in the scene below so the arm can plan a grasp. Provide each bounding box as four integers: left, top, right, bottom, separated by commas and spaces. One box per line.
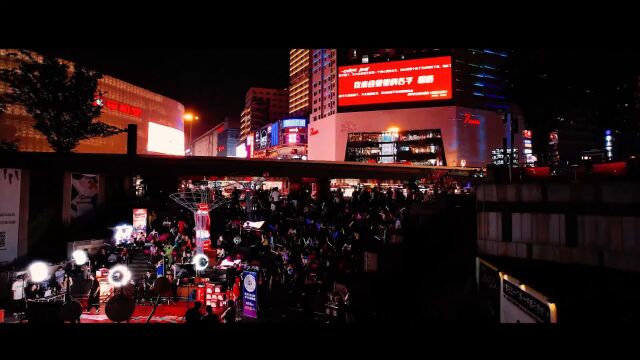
0, 50, 124, 153
0, 94, 18, 153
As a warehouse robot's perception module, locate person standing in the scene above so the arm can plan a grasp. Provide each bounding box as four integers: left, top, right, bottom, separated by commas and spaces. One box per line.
61, 273, 74, 302
11, 274, 27, 316
86, 274, 101, 314
270, 187, 280, 212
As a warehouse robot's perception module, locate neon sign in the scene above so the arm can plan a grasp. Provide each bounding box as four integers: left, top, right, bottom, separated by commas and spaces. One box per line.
310, 128, 319, 136
463, 113, 480, 125
104, 98, 143, 118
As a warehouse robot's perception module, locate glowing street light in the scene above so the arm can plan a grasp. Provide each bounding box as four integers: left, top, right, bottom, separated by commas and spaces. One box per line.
72, 250, 88, 266
183, 112, 199, 154
28, 261, 49, 283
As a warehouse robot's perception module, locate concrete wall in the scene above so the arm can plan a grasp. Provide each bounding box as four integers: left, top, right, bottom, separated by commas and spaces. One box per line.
477, 182, 640, 272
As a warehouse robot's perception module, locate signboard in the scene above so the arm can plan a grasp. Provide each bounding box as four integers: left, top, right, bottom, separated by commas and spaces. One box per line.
0, 168, 21, 263
259, 129, 268, 150
501, 278, 553, 323
132, 208, 147, 236
463, 113, 481, 125
242, 270, 258, 319
338, 56, 452, 107
476, 258, 500, 322
147, 122, 185, 156
281, 119, 306, 128
103, 98, 143, 118
71, 173, 99, 220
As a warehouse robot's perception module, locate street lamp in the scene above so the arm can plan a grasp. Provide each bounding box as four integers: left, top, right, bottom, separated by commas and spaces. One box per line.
184, 112, 199, 155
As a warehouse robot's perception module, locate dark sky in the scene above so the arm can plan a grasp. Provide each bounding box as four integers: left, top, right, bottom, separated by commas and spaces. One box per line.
36, 48, 290, 138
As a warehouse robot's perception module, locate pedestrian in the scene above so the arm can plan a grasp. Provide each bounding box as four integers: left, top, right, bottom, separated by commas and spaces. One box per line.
85, 273, 101, 314
11, 274, 27, 315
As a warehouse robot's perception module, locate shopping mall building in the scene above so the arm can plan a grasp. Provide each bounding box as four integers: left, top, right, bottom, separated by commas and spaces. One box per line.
307, 49, 522, 168
0, 49, 185, 155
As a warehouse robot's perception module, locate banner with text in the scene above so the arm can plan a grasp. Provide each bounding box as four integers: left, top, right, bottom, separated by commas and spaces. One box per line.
242, 270, 258, 319
0, 169, 21, 263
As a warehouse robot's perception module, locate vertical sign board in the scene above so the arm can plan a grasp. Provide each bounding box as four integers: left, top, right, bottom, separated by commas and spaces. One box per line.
70, 174, 99, 220
242, 270, 258, 319
500, 277, 556, 323
0, 169, 21, 263
132, 208, 148, 237
476, 258, 500, 322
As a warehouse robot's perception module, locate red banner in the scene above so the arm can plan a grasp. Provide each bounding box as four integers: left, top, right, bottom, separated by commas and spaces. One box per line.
338, 56, 452, 107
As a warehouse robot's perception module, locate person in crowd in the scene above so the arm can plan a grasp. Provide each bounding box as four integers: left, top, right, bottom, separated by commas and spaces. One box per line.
61, 273, 73, 299
25, 283, 39, 300
107, 251, 118, 265
221, 300, 236, 324
85, 273, 101, 314
54, 266, 65, 288
202, 305, 220, 326
184, 301, 203, 325
47, 272, 62, 294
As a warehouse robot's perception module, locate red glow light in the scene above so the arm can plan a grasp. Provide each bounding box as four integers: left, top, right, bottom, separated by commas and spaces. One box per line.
338, 56, 452, 107
463, 113, 480, 125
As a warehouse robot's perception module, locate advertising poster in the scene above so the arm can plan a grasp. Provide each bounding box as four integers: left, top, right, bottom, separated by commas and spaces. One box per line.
0, 168, 21, 263
132, 208, 148, 236
70, 173, 99, 220
242, 270, 258, 319
338, 56, 452, 107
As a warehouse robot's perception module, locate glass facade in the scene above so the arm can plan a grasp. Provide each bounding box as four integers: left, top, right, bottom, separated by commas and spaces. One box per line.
0, 49, 185, 154
346, 129, 446, 166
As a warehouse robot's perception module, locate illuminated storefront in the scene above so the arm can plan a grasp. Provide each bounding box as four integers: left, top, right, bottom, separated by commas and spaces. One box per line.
308, 106, 506, 168
251, 118, 308, 160
345, 129, 445, 165
0, 49, 185, 155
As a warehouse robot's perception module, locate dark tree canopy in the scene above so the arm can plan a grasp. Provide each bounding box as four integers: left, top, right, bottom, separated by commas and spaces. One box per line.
0, 50, 124, 153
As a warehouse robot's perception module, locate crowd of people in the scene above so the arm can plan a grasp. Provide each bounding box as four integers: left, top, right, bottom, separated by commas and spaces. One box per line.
9, 177, 469, 323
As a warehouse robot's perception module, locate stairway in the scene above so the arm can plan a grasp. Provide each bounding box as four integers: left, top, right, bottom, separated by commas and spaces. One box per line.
129, 250, 153, 283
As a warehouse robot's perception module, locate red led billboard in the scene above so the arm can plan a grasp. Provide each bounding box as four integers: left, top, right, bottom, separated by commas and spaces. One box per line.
338, 56, 452, 107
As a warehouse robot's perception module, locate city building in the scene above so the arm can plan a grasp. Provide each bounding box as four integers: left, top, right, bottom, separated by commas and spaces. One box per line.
239, 87, 288, 142
289, 49, 311, 116
0, 49, 185, 155
491, 148, 519, 167
340, 48, 511, 111
192, 118, 239, 157
310, 49, 337, 122
251, 118, 308, 160
306, 49, 516, 167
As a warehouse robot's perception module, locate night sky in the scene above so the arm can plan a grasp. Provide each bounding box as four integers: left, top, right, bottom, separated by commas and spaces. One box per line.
35, 48, 291, 138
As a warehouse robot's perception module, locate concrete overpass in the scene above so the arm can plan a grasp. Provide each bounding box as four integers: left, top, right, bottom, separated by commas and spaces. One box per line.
0, 152, 482, 180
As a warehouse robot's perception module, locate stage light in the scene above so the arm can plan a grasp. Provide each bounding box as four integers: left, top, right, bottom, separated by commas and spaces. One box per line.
108, 265, 132, 288
28, 261, 49, 283
72, 250, 88, 265
113, 224, 134, 245
192, 254, 209, 271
